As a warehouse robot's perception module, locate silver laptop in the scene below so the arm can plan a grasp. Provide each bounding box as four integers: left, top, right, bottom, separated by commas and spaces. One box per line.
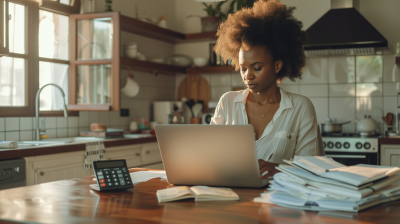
154, 124, 269, 188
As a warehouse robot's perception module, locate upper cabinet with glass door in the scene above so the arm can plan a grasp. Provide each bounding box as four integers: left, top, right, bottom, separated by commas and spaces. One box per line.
69, 12, 120, 111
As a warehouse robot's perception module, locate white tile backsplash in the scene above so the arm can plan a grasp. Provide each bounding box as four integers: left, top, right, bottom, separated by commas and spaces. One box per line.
329, 84, 356, 97
79, 112, 90, 128
383, 83, 398, 96
109, 111, 120, 127
301, 57, 328, 84
68, 128, 79, 137
356, 97, 383, 124
56, 117, 68, 128
383, 96, 397, 116
356, 83, 382, 97
45, 117, 56, 129
0, 132, 4, 141
45, 129, 57, 138
57, 128, 68, 138
0, 118, 5, 131
99, 112, 110, 126
300, 84, 328, 97
19, 117, 32, 130
211, 86, 231, 101
89, 112, 100, 124
68, 117, 79, 128
20, 131, 33, 141
328, 56, 355, 83
231, 73, 244, 87
5, 131, 19, 141
280, 85, 300, 94
329, 97, 356, 123
383, 55, 400, 82
211, 73, 231, 86
356, 55, 383, 83
5, 117, 20, 131
309, 97, 328, 124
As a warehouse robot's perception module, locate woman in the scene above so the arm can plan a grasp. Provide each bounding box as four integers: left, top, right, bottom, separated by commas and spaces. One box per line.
211, 0, 324, 179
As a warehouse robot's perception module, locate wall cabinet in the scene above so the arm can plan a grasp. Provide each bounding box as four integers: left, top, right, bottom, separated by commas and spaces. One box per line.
25, 142, 162, 185
380, 144, 400, 185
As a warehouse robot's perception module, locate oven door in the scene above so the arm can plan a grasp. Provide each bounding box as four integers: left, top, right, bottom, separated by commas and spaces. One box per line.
324, 151, 378, 166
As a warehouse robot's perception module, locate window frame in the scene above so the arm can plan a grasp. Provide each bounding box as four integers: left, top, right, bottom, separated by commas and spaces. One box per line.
0, 0, 79, 117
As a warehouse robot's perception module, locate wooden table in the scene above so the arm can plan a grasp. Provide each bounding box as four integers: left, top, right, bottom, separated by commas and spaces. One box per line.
0, 169, 399, 224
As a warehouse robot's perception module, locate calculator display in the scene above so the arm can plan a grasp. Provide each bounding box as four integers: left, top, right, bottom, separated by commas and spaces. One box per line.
95, 160, 125, 169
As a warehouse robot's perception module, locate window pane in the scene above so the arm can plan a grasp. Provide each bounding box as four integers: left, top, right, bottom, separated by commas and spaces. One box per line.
77, 65, 111, 104
39, 10, 69, 60
77, 18, 112, 60
60, 0, 70, 5
39, 62, 69, 111
0, 57, 25, 106
9, 2, 25, 54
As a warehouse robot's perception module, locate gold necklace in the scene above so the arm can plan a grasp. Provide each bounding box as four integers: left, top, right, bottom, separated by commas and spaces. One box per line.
252, 101, 276, 118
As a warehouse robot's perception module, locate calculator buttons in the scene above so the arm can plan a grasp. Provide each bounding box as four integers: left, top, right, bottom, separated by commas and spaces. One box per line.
99, 179, 105, 183
97, 172, 103, 175
124, 174, 128, 177
106, 175, 110, 178
111, 171, 115, 174
119, 178, 125, 185
126, 181, 131, 185
115, 182, 119, 186
113, 178, 118, 182
106, 179, 111, 182
100, 183, 106, 187
117, 170, 122, 174
105, 171, 109, 174
125, 177, 130, 181
118, 174, 123, 178
108, 183, 113, 186
112, 175, 116, 178
98, 175, 104, 179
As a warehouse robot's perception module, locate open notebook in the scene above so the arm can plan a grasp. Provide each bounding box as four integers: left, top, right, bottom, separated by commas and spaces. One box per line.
156, 186, 239, 202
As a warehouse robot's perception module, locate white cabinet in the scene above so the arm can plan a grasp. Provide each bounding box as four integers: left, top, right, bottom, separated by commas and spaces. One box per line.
24, 142, 163, 185
380, 144, 400, 185
25, 151, 93, 186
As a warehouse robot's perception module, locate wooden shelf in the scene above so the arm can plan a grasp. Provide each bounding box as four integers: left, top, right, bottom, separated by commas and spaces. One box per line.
120, 15, 217, 44
121, 57, 186, 75
187, 65, 235, 74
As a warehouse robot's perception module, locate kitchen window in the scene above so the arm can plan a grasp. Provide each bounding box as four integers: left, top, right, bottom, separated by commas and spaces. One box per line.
0, 0, 79, 117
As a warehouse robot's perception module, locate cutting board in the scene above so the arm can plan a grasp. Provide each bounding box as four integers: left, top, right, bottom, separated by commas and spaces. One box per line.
177, 75, 211, 113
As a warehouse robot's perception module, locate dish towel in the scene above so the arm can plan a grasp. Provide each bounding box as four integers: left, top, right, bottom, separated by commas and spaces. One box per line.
0, 141, 18, 149
84, 141, 107, 169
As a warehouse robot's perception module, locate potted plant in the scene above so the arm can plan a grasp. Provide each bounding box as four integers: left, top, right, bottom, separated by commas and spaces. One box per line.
188, 0, 256, 33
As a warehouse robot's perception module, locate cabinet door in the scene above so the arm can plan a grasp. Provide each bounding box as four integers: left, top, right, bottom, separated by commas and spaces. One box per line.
69, 12, 120, 111
25, 151, 93, 185
381, 144, 400, 185
106, 145, 142, 168
142, 142, 162, 165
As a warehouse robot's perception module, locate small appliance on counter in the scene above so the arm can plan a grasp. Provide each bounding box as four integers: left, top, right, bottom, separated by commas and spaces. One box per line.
202, 101, 218, 124
153, 101, 183, 124
0, 158, 26, 190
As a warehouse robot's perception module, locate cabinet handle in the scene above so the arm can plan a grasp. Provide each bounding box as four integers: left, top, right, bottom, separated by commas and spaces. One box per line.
40, 171, 44, 176
136, 153, 141, 156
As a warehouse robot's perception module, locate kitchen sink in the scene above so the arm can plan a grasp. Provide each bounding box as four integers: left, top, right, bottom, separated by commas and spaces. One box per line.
17, 141, 71, 146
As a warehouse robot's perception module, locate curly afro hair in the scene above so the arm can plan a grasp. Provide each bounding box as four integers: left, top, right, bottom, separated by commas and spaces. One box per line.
214, 0, 307, 81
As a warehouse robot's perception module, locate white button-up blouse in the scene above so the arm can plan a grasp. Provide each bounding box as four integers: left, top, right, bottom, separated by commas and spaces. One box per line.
210, 88, 325, 164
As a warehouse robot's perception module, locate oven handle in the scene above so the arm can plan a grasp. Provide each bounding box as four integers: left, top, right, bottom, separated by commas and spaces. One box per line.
326, 155, 366, 159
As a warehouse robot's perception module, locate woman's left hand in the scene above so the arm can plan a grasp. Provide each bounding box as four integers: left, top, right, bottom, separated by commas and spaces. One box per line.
258, 159, 280, 179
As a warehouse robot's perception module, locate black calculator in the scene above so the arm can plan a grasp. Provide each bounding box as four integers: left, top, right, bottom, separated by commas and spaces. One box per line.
93, 160, 134, 191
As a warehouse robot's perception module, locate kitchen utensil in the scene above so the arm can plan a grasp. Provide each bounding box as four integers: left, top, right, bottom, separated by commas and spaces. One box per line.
192, 103, 203, 118
129, 121, 138, 131
121, 75, 139, 97
177, 75, 211, 113
354, 115, 377, 135
185, 99, 195, 117
167, 54, 193, 67
193, 57, 208, 67
124, 42, 137, 58
321, 118, 351, 133
387, 113, 394, 125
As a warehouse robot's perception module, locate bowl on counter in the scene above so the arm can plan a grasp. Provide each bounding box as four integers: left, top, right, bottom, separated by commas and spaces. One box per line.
167, 55, 193, 67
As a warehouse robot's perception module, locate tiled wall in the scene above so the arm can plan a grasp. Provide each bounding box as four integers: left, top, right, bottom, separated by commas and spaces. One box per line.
0, 70, 176, 141
176, 54, 399, 135
280, 54, 400, 134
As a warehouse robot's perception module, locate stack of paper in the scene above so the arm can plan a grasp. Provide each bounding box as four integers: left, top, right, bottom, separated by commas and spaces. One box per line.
254, 156, 400, 212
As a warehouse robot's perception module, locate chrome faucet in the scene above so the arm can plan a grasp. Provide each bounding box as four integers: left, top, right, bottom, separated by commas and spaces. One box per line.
35, 84, 69, 141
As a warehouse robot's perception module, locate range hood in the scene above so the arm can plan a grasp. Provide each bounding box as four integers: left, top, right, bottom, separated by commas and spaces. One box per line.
304, 0, 390, 57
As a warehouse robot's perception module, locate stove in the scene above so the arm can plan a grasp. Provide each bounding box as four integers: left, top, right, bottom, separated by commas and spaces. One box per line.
321, 133, 381, 165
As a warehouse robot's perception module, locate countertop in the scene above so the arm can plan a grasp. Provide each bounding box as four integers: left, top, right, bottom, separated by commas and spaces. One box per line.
0, 168, 399, 224
379, 137, 400, 145
0, 136, 157, 160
